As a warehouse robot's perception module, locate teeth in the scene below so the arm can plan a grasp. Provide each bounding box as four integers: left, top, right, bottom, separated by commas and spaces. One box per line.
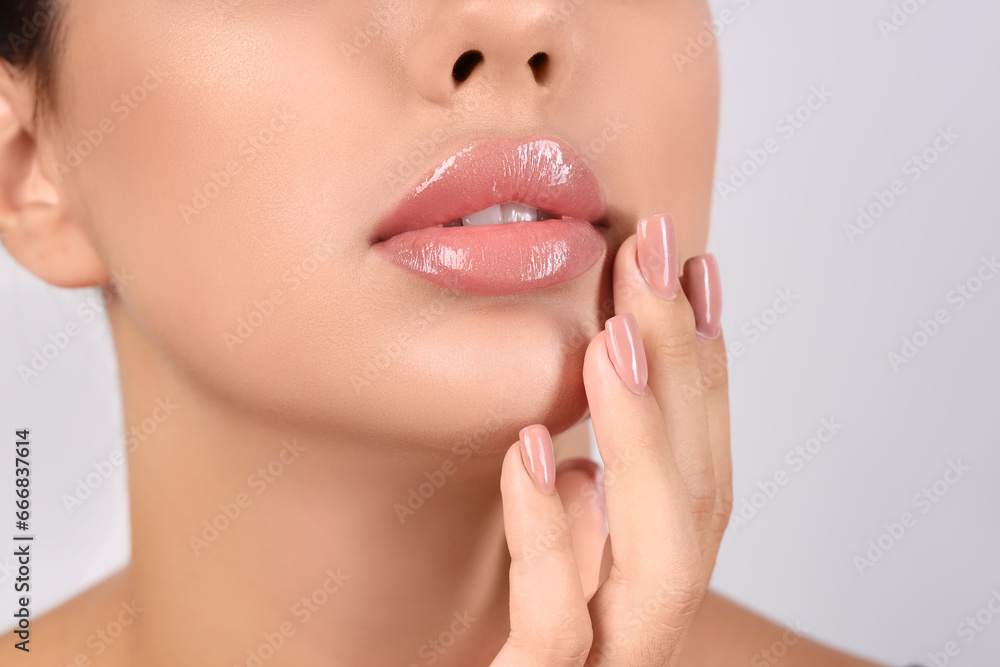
461, 204, 504, 226
454, 201, 553, 226
499, 201, 540, 223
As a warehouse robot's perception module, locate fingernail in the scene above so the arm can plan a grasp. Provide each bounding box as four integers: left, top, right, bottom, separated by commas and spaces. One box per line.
681, 253, 722, 340
604, 313, 648, 395
519, 425, 556, 494
636, 213, 679, 299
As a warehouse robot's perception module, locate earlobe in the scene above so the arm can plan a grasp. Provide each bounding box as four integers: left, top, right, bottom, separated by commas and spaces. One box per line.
0, 67, 110, 289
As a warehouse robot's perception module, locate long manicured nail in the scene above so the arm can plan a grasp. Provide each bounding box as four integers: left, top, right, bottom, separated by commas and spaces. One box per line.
604, 313, 648, 395
681, 253, 722, 339
636, 213, 679, 299
519, 425, 556, 494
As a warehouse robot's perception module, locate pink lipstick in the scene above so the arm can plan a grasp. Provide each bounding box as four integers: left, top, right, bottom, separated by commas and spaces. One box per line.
372, 136, 607, 296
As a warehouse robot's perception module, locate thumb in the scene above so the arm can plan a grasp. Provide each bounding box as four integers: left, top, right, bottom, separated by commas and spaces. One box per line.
491, 425, 594, 667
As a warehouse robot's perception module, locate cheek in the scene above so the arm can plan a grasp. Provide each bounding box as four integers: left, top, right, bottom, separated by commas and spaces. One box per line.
74, 103, 364, 406
55, 4, 405, 408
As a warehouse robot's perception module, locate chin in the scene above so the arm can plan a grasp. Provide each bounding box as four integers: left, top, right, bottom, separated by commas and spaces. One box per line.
322, 296, 598, 453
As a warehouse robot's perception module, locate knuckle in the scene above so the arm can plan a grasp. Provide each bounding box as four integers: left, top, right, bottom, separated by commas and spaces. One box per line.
652, 331, 699, 364
596, 564, 709, 667
676, 572, 708, 606
619, 584, 704, 666
522, 611, 593, 666
689, 491, 718, 530
553, 634, 594, 667
679, 457, 716, 490
715, 481, 734, 525
625, 639, 673, 667
650, 592, 703, 651
708, 482, 734, 541
679, 469, 717, 526
669, 557, 709, 604
699, 359, 729, 392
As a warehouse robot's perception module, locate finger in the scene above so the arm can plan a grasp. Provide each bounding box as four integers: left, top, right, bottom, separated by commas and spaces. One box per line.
582, 324, 702, 590
582, 324, 707, 656
612, 214, 716, 544
492, 426, 593, 667
555, 458, 608, 601
680, 254, 732, 571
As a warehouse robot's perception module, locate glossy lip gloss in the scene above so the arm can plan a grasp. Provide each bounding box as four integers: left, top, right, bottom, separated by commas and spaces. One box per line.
372, 136, 608, 296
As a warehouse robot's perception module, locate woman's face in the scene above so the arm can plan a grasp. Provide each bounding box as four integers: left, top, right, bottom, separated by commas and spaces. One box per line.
45, 0, 718, 448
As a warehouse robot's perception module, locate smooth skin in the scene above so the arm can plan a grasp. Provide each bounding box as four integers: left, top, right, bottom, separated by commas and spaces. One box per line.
495, 234, 886, 666
0, 0, 886, 664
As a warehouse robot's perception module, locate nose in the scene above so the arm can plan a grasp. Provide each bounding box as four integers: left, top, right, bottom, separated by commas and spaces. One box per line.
403, 0, 573, 106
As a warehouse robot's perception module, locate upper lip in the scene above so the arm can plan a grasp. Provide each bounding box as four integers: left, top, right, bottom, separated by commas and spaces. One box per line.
371, 134, 607, 243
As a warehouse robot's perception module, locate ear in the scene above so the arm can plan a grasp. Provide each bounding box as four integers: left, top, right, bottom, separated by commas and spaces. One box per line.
0, 61, 109, 288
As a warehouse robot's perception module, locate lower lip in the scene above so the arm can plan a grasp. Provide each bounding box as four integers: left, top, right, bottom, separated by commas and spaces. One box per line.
375, 219, 606, 296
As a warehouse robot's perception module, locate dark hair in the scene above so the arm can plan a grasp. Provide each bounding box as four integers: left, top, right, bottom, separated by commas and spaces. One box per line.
0, 0, 63, 115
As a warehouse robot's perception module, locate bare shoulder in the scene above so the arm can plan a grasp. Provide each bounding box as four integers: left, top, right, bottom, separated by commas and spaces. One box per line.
678, 590, 888, 667
18, 568, 135, 666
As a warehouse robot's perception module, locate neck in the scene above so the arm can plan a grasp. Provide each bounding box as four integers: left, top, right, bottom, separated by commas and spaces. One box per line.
108, 300, 511, 667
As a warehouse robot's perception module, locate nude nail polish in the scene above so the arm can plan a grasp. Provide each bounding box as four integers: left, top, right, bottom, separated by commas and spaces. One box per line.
681, 253, 722, 340
604, 313, 648, 395
636, 213, 679, 299
519, 424, 556, 494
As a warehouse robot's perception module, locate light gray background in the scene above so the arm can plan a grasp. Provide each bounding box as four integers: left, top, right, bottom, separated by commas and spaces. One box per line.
2, 1, 998, 665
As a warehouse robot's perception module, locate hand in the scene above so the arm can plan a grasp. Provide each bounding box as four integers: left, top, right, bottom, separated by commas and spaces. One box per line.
492, 213, 732, 667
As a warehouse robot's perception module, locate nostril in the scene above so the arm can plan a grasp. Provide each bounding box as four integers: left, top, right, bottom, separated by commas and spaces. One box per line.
527, 51, 549, 84
452, 50, 484, 83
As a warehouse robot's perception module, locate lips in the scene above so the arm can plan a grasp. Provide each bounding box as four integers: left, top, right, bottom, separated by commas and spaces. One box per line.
372, 136, 608, 296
